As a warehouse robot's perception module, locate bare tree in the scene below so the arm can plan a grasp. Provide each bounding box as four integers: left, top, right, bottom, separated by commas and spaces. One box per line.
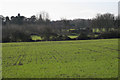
91, 13, 115, 32
36, 11, 50, 24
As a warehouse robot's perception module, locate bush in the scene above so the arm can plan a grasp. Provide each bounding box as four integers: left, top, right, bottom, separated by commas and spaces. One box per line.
77, 32, 90, 40
62, 35, 71, 40
97, 30, 120, 39
2, 36, 11, 42
2, 29, 32, 42
51, 35, 71, 41
11, 31, 32, 42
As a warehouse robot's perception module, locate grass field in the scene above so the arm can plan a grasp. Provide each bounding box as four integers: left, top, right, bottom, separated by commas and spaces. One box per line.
31, 35, 42, 41
2, 39, 119, 78
31, 35, 79, 41
68, 36, 78, 39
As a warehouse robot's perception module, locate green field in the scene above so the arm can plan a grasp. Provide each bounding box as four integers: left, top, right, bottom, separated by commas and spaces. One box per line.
68, 36, 78, 39
31, 35, 42, 41
2, 39, 119, 78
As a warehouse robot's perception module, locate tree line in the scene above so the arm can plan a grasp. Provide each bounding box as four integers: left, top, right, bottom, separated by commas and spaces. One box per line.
1, 12, 120, 42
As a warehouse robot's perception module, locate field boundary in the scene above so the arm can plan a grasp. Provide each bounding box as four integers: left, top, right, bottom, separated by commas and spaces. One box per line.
1, 78, 118, 80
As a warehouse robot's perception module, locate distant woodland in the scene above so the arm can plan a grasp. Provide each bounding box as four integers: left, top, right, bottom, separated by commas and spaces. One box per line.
1, 12, 120, 42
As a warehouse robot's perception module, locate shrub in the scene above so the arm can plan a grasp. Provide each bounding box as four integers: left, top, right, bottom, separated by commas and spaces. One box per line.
77, 32, 89, 40
97, 30, 120, 39
52, 35, 71, 41
2, 28, 32, 42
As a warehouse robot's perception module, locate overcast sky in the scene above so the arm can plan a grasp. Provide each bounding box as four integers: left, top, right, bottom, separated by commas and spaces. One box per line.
0, 0, 119, 20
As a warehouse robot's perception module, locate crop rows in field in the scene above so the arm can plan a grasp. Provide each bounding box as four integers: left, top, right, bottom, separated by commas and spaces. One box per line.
2, 39, 119, 78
